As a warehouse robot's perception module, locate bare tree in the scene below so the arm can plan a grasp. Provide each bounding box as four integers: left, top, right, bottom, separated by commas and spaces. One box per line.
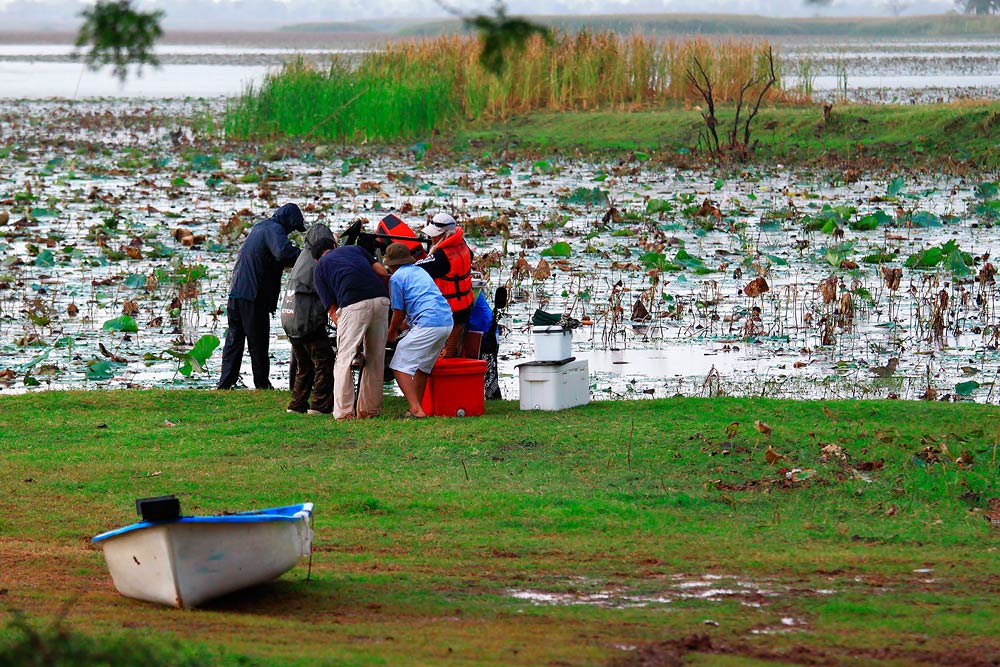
686, 57, 721, 155
686, 47, 777, 162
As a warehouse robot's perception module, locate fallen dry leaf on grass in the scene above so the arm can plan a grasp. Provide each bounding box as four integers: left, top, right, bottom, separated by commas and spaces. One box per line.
820, 443, 846, 461
754, 420, 772, 436
764, 445, 784, 465
985, 499, 1000, 527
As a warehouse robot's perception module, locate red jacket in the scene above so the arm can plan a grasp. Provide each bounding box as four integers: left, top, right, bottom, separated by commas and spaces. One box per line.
432, 228, 474, 313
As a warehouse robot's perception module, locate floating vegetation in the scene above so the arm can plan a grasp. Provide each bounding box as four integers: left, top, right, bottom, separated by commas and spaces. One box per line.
2, 100, 1000, 401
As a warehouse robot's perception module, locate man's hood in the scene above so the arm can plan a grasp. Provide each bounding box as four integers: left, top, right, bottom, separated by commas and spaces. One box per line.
303, 223, 334, 253
273, 203, 305, 233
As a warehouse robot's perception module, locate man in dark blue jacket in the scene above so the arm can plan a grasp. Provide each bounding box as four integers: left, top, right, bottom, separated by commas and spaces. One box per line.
314, 240, 390, 419
217, 203, 304, 390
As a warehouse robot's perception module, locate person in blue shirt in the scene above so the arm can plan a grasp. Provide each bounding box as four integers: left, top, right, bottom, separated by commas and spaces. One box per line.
217, 203, 304, 390
383, 243, 454, 418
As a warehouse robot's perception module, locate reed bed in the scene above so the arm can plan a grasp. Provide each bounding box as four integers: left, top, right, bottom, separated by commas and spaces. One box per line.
225, 32, 790, 142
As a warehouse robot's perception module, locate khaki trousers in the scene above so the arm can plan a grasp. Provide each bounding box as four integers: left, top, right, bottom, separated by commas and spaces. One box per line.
334, 297, 389, 419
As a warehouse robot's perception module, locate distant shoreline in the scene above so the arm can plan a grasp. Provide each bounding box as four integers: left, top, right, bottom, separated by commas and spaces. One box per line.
3, 13, 1000, 47
0, 30, 389, 50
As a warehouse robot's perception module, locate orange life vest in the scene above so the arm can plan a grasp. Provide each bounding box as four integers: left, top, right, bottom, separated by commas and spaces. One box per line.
433, 228, 474, 313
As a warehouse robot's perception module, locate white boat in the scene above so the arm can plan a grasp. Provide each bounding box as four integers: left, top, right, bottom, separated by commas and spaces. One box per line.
93, 502, 313, 608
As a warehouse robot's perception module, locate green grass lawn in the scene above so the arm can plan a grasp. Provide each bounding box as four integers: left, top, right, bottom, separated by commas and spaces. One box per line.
456, 102, 1000, 170
1, 390, 999, 665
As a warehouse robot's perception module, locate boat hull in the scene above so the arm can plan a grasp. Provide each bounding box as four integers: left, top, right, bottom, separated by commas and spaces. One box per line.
95, 503, 312, 608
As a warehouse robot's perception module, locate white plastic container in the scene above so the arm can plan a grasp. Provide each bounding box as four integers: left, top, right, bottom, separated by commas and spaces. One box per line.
532, 326, 572, 361
518, 359, 589, 411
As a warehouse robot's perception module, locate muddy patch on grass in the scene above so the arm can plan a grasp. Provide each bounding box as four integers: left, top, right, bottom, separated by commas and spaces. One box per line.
506, 573, 835, 610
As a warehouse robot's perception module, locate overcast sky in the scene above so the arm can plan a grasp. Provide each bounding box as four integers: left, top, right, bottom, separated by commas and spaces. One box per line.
0, 0, 961, 30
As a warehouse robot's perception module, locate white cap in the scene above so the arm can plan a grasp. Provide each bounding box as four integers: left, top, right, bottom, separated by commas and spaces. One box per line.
422, 212, 456, 237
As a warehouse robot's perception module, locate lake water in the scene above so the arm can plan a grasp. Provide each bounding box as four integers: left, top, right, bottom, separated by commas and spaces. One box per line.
2, 34, 1000, 101
3, 95, 1000, 402
3, 34, 1000, 403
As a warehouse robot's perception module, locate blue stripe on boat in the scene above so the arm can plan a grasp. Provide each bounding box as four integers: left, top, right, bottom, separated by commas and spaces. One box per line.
92, 502, 313, 543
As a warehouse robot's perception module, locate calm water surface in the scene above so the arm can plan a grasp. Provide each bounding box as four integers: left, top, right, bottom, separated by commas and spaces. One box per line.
2, 35, 1000, 101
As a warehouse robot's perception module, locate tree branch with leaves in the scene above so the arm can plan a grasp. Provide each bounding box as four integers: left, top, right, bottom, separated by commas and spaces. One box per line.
437, 1, 551, 75
75, 0, 164, 82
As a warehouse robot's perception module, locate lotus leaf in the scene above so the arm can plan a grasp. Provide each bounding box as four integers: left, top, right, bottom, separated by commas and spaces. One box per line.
955, 380, 980, 396
102, 315, 138, 333
886, 176, 905, 197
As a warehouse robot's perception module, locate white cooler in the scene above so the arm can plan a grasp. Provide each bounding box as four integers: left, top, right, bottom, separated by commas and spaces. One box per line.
532, 326, 573, 361
517, 359, 590, 411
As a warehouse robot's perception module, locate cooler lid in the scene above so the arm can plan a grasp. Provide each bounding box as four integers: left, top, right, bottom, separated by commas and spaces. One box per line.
515, 356, 576, 369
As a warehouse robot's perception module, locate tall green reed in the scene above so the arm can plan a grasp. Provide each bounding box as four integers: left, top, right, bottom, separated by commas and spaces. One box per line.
225, 33, 792, 142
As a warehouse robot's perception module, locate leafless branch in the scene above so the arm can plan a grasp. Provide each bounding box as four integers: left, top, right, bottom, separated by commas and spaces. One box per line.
742, 47, 777, 148
686, 56, 720, 154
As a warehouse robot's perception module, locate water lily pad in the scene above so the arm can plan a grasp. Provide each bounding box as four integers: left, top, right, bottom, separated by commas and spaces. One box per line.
540, 242, 572, 258
974, 181, 998, 199
646, 199, 673, 215
908, 211, 941, 227
955, 380, 980, 396
33, 250, 55, 267
189, 154, 220, 172
124, 273, 147, 289
886, 176, 905, 197
85, 359, 116, 380
531, 160, 554, 175
166, 334, 220, 376
558, 187, 608, 206
851, 209, 891, 231
102, 315, 138, 333
639, 252, 680, 272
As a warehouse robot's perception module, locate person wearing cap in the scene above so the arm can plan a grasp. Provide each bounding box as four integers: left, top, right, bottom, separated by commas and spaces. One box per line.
383, 243, 454, 418
313, 236, 391, 420
416, 212, 474, 357
217, 202, 304, 390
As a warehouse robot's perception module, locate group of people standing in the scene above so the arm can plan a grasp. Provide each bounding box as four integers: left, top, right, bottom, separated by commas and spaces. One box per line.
216, 203, 487, 420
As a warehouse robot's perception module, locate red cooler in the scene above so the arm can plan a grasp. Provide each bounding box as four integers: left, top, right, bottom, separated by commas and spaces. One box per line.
421, 358, 487, 417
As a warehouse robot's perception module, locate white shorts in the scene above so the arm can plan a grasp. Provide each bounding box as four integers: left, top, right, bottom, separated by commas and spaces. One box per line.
389, 325, 453, 376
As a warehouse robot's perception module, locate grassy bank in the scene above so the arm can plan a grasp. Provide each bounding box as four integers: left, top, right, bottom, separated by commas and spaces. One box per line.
225, 34, 789, 143
456, 101, 1000, 169
222, 30, 1000, 169
1, 390, 999, 665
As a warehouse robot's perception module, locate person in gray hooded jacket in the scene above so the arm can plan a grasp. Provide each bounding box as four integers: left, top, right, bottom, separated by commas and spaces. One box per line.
280, 224, 337, 413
